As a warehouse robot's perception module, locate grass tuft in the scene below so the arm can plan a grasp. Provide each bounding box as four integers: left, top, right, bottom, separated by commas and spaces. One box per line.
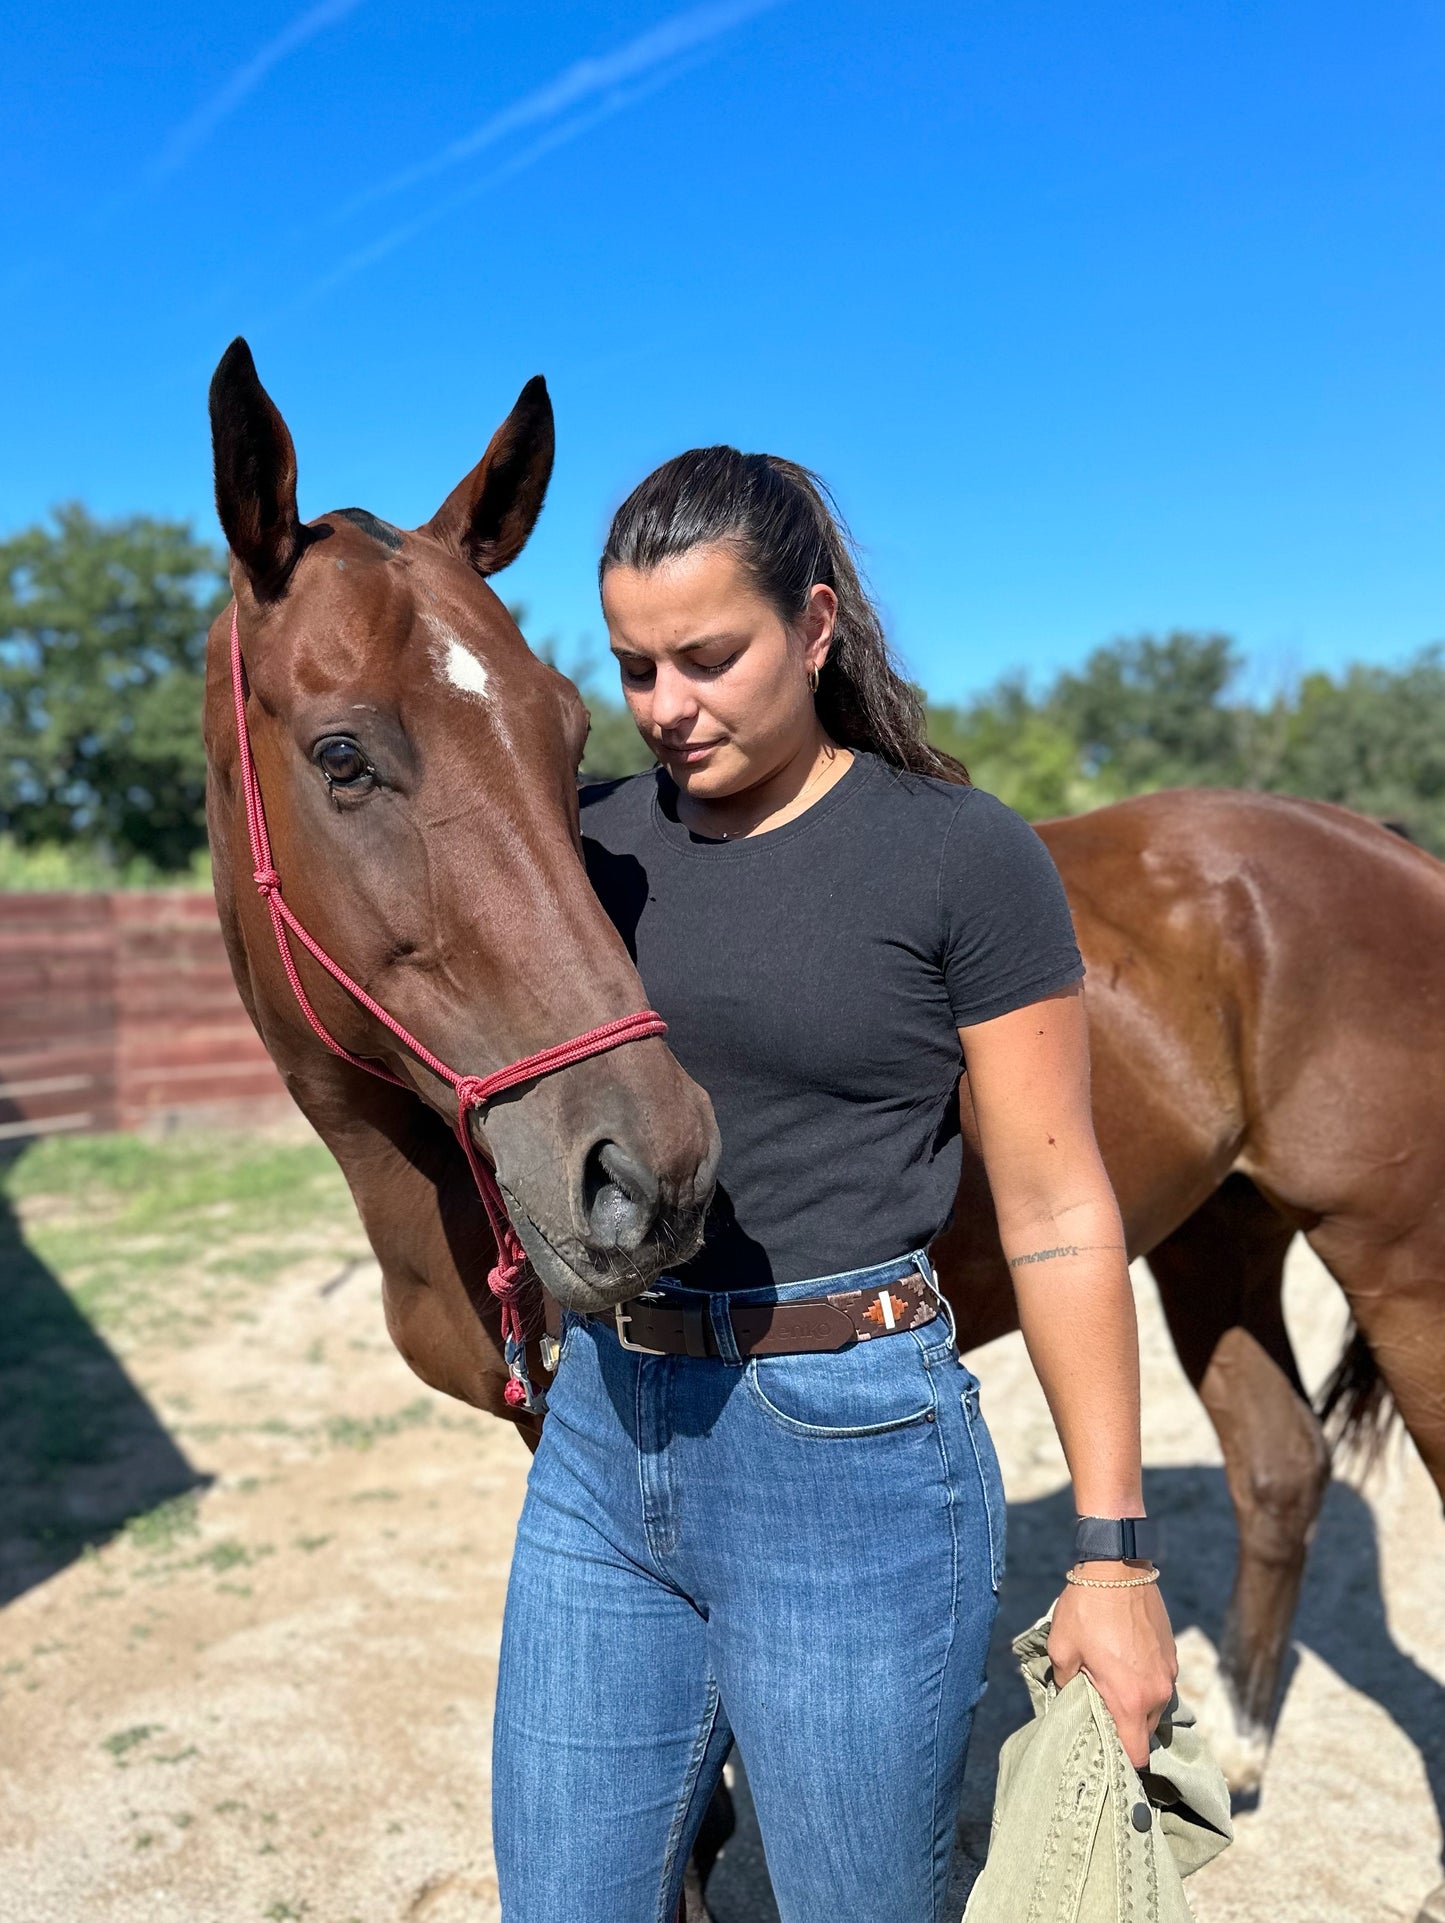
124, 1492, 202, 1554
104, 1724, 162, 1760
325, 1401, 433, 1452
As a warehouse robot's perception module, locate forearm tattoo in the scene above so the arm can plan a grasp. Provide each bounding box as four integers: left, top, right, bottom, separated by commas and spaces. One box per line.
1009, 1243, 1126, 1269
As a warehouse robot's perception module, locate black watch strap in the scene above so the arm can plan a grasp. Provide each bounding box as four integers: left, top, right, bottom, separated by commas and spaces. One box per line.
1072, 1516, 1158, 1564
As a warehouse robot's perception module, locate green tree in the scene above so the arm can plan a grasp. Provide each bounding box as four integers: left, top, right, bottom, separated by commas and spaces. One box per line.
1271, 649, 1445, 847
1046, 631, 1245, 795
928, 679, 1093, 820
0, 505, 226, 872
577, 688, 654, 778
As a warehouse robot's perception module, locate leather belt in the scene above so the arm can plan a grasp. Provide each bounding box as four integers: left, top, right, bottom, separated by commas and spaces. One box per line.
591, 1269, 941, 1359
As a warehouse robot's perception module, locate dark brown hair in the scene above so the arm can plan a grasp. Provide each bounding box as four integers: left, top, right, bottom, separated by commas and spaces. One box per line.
599, 447, 967, 783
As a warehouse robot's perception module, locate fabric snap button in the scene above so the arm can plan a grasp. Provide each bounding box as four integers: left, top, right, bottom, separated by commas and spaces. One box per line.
1131, 1801, 1152, 1832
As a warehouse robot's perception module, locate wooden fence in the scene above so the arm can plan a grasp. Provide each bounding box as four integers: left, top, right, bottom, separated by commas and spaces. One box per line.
0, 892, 287, 1143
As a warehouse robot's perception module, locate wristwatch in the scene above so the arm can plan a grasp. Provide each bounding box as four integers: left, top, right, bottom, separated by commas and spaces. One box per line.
1072, 1516, 1158, 1565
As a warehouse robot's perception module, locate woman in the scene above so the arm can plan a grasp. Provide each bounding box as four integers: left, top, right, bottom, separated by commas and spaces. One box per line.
492, 448, 1177, 1923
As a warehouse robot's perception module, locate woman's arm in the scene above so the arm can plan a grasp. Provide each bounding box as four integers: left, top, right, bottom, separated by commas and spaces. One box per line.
959, 980, 1177, 1767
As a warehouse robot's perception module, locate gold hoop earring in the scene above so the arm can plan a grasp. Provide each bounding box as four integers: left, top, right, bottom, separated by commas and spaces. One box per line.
808, 666, 821, 694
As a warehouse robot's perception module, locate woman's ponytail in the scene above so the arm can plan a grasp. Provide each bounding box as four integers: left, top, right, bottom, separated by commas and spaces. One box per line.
600, 447, 967, 784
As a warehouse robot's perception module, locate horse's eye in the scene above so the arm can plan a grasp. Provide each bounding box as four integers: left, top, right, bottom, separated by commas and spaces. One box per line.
316, 737, 372, 788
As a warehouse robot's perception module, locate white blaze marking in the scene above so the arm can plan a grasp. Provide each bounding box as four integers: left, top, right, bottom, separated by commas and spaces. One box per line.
443, 637, 490, 698
423, 614, 491, 701
877, 1289, 896, 1330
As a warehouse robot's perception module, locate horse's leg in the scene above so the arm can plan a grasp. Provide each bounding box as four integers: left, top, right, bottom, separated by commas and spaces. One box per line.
1305, 1217, 1445, 1508
1303, 1219, 1445, 1923
1146, 1176, 1330, 1795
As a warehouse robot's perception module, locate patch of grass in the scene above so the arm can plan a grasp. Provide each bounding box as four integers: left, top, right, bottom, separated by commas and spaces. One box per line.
212, 1248, 308, 1284
293, 1534, 332, 1553
193, 1539, 255, 1574
104, 1724, 162, 1761
3, 1132, 340, 1226
263, 1903, 307, 1920
0, 836, 211, 893
1, 1131, 365, 1346
124, 1491, 201, 1553
325, 1400, 432, 1452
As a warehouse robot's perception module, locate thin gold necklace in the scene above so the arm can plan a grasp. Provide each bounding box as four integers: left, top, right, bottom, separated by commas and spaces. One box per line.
703, 751, 842, 841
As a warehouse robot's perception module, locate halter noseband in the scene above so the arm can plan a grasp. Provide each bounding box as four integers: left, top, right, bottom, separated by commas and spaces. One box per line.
228, 602, 666, 1414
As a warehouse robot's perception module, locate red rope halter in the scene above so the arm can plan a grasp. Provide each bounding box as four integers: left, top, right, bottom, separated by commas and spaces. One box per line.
228, 603, 666, 1413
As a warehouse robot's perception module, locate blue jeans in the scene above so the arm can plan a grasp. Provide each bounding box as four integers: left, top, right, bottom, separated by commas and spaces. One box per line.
493, 1252, 1006, 1923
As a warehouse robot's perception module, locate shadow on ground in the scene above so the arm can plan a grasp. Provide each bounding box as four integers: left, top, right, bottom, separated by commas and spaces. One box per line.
0, 1150, 207, 1606
705, 1463, 1445, 1922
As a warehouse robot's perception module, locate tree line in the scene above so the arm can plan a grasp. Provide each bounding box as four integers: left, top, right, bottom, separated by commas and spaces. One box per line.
2, 508, 1442, 883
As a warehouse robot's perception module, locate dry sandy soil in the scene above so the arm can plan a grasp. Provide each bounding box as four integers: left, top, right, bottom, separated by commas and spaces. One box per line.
1, 1137, 1441, 1923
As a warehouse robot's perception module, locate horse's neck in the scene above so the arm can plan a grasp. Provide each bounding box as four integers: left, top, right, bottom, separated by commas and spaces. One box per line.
290, 1051, 518, 1415
213, 855, 515, 1417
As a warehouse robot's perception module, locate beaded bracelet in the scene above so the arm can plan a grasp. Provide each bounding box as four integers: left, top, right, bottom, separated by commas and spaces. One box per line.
1064, 1563, 1160, 1589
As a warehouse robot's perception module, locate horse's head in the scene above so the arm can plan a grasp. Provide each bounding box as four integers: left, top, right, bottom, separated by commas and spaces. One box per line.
205, 338, 719, 1311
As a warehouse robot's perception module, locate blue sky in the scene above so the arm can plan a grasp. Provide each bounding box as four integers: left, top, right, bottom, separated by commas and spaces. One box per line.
3, 0, 1441, 702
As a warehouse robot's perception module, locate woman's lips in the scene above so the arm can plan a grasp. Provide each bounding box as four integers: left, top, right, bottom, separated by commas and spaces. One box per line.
661, 738, 724, 765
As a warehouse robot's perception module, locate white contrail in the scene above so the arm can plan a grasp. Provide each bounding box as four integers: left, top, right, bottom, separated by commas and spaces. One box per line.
148, 0, 367, 183
337, 0, 784, 220
290, 55, 705, 312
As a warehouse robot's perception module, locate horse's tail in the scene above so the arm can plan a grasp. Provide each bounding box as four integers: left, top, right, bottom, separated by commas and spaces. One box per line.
1316, 1323, 1399, 1470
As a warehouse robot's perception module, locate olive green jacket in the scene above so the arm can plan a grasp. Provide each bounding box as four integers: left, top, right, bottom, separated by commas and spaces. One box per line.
963, 1614, 1233, 1922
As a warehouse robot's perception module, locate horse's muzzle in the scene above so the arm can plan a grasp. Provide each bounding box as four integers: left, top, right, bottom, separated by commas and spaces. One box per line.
582, 1138, 663, 1252
502, 1177, 712, 1314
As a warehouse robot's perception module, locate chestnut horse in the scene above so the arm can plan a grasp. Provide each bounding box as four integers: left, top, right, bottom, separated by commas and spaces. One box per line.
206, 344, 1442, 1915
942, 789, 1445, 1832
205, 338, 720, 1423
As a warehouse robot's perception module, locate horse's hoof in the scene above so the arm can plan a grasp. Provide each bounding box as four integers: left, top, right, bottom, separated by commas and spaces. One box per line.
1414, 1880, 1445, 1923
1197, 1671, 1270, 1796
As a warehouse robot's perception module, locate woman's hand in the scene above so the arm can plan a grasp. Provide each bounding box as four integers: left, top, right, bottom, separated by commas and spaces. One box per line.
1047, 1571, 1178, 1769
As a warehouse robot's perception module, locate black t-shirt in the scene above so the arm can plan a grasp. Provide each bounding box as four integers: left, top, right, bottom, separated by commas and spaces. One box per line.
581, 752, 1084, 1290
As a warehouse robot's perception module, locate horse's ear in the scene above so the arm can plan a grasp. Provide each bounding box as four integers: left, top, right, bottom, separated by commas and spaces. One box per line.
209, 337, 306, 603
422, 375, 554, 577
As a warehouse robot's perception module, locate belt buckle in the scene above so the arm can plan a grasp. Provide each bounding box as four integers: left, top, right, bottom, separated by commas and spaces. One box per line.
614, 1300, 666, 1355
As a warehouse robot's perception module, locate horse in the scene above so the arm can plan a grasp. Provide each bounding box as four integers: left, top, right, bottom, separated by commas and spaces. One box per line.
204, 337, 721, 1428
937, 786, 1445, 1923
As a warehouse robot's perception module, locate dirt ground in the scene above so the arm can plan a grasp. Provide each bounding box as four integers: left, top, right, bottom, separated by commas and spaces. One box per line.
1, 1138, 1441, 1923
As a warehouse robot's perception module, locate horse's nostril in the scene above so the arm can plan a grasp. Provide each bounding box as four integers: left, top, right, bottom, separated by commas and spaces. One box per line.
582, 1140, 660, 1252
